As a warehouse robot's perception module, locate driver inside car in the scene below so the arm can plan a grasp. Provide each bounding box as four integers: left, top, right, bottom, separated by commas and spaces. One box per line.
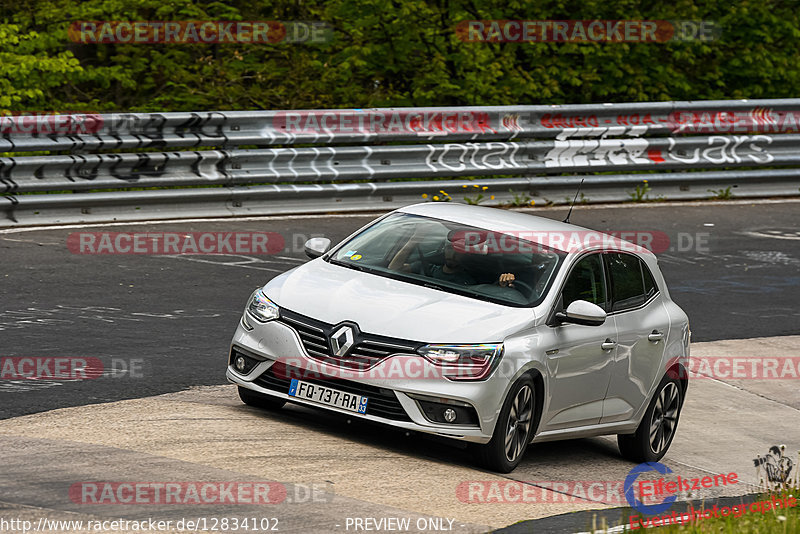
388, 226, 517, 288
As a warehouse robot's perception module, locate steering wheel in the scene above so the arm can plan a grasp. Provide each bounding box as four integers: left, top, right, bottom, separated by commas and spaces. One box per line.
415, 243, 429, 274
507, 279, 534, 298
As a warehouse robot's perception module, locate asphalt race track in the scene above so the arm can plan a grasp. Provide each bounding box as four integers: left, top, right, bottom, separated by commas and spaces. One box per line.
1, 199, 799, 533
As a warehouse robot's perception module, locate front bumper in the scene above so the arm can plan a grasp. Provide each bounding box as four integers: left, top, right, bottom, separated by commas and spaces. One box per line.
227, 316, 512, 444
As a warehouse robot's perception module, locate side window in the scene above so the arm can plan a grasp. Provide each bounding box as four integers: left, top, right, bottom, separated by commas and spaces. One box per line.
561, 254, 607, 310
606, 253, 646, 312
642, 261, 658, 300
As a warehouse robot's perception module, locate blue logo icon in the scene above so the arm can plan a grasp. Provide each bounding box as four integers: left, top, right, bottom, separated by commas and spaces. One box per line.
624, 462, 676, 515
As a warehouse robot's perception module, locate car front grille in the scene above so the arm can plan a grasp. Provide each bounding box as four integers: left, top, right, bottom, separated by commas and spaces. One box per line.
277, 308, 422, 370
253, 362, 412, 421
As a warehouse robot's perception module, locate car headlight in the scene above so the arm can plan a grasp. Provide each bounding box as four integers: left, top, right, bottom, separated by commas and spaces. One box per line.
246, 289, 279, 323
417, 343, 504, 381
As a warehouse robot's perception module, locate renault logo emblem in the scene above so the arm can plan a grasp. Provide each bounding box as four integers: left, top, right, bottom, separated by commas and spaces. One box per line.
330, 325, 355, 357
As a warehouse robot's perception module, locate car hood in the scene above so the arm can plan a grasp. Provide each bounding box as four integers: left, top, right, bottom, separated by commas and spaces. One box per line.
263, 259, 535, 343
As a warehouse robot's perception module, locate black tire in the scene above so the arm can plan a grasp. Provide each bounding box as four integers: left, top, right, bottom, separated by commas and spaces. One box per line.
618, 375, 683, 463
238, 386, 286, 410
473, 375, 536, 473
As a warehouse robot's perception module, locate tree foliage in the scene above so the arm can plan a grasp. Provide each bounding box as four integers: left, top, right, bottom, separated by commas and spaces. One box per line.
1, 0, 799, 112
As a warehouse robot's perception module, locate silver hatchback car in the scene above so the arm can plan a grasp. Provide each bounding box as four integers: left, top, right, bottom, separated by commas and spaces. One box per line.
227, 203, 690, 472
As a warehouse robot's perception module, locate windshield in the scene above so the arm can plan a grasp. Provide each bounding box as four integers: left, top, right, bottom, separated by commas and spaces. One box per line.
328, 212, 566, 307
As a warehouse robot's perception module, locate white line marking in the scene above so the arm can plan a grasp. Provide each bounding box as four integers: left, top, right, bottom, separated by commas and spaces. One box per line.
0, 236, 60, 245
1, 198, 797, 235
164, 255, 286, 272
0, 212, 389, 234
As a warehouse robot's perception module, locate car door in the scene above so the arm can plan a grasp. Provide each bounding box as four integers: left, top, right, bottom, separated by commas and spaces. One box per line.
601, 252, 671, 423
541, 253, 617, 431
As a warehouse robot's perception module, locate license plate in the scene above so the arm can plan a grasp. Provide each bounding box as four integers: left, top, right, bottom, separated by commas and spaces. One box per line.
288, 379, 368, 414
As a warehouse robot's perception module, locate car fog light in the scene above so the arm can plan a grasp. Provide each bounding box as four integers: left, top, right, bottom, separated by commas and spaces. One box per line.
235, 356, 247, 372
443, 408, 457, 423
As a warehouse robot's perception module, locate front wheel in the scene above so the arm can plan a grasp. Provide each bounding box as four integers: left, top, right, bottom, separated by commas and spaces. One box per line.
473, 376, 536, 473
618, 375, 683, 463
238, 386, 286, 410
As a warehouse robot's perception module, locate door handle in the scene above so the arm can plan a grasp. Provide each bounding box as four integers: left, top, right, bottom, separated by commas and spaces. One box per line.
648, 330, 664, 342
601, 339, 617, 351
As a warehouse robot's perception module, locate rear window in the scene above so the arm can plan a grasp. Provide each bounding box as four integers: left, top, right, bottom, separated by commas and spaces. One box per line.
606, 252, 646, 312
643, 261, 658, 300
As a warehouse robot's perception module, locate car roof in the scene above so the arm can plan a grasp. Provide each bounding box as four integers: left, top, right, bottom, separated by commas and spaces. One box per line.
397, 202, 653, 256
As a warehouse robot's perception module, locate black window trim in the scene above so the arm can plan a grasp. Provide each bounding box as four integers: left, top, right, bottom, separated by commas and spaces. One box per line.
641, 256, 659, 301
603, 251, 661, 316
547, 251, 610, 325
325, 211, 569, 309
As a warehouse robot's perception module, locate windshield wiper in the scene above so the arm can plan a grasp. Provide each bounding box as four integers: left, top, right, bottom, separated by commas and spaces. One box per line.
423, 282, 447, 292
329, 258, 370, 273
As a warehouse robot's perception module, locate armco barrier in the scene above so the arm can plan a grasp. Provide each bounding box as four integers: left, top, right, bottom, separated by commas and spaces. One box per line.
2, 99, 800, 226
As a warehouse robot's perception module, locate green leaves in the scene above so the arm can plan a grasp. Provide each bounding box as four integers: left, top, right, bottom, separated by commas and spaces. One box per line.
0, 23, 83, 109
1, 0, 799, 112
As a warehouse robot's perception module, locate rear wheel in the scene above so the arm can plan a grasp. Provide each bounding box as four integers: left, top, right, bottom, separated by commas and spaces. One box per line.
618, 376, 682, 463
473, 375, 535, 473
238, 386, 286, 410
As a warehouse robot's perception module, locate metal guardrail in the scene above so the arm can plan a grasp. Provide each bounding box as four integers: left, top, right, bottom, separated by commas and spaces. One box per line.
2, 99, 800, 226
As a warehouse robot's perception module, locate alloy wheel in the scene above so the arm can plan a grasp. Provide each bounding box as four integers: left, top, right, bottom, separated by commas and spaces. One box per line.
649, 382, 680, 455
504, 384, 534, 462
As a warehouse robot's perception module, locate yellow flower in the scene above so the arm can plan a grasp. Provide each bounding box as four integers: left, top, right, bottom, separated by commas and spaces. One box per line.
433, 196, 439, 201
422, 194, 428, 198
440, 190, 446, 194
473, 184, 479, 188
490, 195, 495, 200
462, 185, 468, 188
530, 200, 536, 205
643, 180, 649, 183
482, 186, 488, 190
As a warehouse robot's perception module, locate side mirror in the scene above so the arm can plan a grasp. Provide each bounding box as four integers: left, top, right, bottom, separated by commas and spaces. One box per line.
304, 237, 331, 259
555, 300, 607, 327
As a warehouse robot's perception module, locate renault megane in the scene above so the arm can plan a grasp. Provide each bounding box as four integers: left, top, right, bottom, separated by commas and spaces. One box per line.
227, 203, 690, 472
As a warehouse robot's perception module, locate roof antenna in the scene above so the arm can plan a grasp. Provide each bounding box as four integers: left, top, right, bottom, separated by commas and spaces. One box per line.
563, 178, 585, 224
